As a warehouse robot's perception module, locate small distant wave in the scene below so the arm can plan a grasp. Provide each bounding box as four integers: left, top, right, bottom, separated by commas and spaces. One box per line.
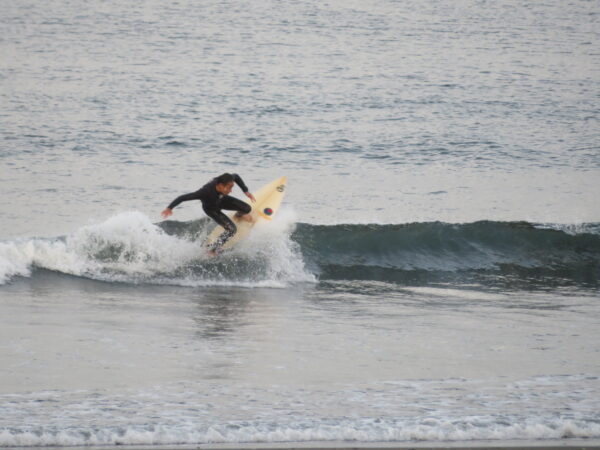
1, 216, 598, 288
2, 374, 599, 447
1, 415, 599, 447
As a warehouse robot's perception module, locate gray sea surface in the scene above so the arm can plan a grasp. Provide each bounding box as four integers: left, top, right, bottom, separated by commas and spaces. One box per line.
1, 0, 600, 447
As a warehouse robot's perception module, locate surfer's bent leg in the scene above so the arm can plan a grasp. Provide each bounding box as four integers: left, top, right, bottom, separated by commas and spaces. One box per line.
204, 208, 237, 251
219, 195, 251, 218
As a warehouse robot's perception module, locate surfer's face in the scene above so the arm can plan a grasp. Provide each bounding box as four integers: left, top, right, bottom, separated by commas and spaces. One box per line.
216, 181, 234, 195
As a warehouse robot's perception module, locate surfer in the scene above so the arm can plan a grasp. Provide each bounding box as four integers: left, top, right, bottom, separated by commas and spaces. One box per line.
161, 173, 256, 255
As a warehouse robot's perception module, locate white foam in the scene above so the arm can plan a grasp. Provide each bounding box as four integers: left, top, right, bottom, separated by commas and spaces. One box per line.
67, 211, 198, 276
235, 207, 316, 284
0, 241, 33, 284
0, 210, 314, 287
536, 222, 600, 236
1, 417, 600, 447
3, 375, 599, 447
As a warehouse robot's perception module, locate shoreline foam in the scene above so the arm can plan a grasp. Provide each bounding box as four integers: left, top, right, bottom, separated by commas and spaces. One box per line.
4, 439, 600, 450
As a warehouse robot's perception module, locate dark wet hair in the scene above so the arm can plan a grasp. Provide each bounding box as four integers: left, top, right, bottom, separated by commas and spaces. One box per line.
215, 173, 234, 185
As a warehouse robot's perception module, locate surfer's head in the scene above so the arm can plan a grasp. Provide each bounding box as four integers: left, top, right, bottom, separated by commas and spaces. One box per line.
215, 173, 235, 195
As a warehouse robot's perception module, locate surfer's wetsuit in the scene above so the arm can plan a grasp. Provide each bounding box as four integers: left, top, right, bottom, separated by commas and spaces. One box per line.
166, 174, 252, 251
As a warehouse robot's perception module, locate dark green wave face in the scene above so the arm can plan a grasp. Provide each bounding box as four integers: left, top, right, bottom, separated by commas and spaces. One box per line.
291, 221, 600, 289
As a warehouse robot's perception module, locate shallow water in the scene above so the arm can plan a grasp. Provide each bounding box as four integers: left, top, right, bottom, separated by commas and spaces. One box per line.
2, 269, 600, 445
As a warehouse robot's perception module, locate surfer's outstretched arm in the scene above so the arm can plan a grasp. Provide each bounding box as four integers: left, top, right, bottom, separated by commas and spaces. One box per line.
161, 191, 201, 218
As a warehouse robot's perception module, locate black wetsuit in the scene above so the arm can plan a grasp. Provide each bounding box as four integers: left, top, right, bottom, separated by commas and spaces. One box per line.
166, 174, 251, 251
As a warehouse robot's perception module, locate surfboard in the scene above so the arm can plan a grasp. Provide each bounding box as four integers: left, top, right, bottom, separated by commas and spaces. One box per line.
203, 176, 287, 252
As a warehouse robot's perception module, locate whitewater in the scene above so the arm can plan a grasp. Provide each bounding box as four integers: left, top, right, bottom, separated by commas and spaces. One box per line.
2, 0, 600, 448
0, 210, 313, 288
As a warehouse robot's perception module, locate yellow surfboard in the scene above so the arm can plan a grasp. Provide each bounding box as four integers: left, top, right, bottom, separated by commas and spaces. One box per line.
203, 176, 287, 251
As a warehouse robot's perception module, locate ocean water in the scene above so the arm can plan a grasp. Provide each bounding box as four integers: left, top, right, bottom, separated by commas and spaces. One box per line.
1, 0, 600, 447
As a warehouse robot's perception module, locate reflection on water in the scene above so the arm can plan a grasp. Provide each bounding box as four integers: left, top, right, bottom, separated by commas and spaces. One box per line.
192, 289, 254, 340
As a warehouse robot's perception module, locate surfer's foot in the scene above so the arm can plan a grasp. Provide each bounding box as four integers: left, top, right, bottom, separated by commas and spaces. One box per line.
236, 213, 254, 223
207, 249, 220, 258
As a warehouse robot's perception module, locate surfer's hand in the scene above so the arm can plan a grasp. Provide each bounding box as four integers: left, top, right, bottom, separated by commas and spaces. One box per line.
245, 192, 256, 203
161, 208, 173, 219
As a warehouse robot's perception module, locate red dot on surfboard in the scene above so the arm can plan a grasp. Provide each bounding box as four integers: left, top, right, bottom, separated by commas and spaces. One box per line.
263, 207, 273, 216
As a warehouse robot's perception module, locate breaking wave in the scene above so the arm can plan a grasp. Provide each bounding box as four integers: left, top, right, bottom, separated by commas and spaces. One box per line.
0, 210, 313, 288
2, 416, 600, 447
1, 213, 598, 288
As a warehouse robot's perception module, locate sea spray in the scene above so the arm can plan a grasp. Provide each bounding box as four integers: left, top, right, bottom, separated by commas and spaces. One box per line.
67, 211, 197, 278
0, 209, 314, 287
0, 212, 191, 285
